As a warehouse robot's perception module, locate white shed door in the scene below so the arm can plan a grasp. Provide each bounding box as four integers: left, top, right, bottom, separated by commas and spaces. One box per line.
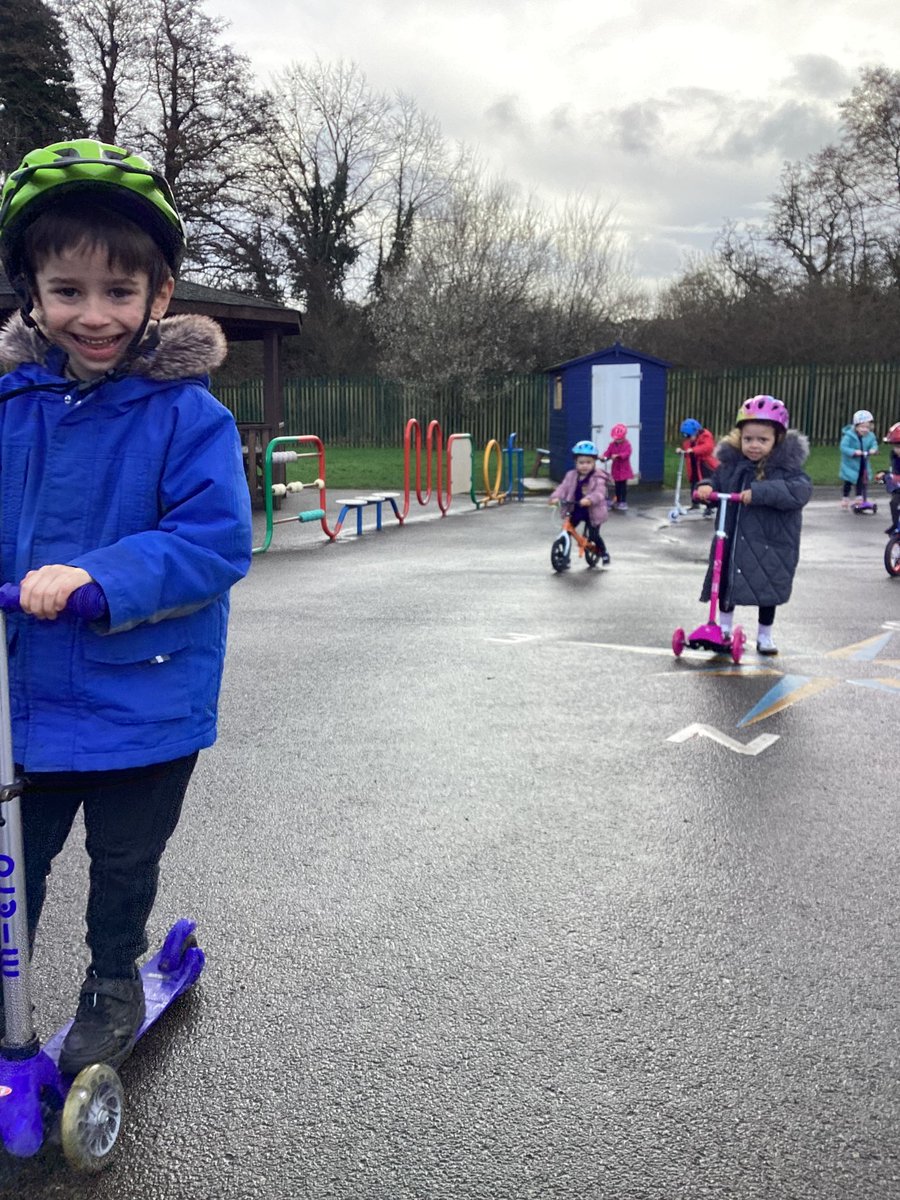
591, 364, 642, 478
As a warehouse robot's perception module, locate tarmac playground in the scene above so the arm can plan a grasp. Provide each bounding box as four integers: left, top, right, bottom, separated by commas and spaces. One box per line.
5, 482, 900, 1200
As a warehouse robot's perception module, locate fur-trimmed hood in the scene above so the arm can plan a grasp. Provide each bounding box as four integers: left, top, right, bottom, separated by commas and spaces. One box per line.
714, 428, 810, 473
0, 311, 227, 381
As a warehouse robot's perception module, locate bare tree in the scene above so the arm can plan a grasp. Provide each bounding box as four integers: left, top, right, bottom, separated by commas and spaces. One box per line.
267, 60, 450, 370
527, 193, 646, 364
129, 0, 278, 290
373, 153, 553, 390
52, 0, 148, 142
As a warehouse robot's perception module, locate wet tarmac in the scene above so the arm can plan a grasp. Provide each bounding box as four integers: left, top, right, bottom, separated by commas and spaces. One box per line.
3, 487, 899, 1199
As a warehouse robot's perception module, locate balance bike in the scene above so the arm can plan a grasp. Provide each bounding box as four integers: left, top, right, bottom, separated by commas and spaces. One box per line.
672, 491, 746, 664
668, 450, 690, 523
0, 582, 204, 1172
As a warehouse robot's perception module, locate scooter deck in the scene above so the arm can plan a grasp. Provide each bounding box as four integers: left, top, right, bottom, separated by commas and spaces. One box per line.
42, 920, 204, 1068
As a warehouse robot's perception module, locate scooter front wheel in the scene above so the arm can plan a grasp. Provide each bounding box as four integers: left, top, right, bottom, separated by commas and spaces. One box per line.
885, 535, 900, 577
672, 628, 686, 657
61, 1063, 124, 1172
668, 508, 680, 523
731, 626, 746, 663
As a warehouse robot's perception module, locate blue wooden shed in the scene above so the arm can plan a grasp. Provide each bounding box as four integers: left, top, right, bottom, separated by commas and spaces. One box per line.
544, 342, 671, 484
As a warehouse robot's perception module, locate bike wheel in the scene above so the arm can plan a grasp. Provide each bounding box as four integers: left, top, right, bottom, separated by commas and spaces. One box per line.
584, 532, 600, 568
672, 628, 686, 657
550, 537, 570, 572
885, 535, 900, 577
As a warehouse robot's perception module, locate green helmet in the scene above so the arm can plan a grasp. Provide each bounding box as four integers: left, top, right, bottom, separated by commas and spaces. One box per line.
0, 139, 186, 283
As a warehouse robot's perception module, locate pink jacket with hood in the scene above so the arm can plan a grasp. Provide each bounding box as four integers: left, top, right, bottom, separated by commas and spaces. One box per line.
549, 465, 610, 525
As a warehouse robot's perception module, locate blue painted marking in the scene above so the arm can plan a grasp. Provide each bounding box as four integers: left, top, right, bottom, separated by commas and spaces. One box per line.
737, 674, 810, 728
849, 633, 893, 661
846, 678, 900, 694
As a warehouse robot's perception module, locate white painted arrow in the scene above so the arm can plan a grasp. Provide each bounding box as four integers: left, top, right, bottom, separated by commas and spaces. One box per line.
667, 723, 780, 755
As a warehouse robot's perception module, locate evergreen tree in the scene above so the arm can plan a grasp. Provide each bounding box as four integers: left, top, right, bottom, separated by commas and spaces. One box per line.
0, 0, 84, 174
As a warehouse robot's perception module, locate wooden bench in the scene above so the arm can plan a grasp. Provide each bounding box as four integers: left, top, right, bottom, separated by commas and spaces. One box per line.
334, 493, 402, 536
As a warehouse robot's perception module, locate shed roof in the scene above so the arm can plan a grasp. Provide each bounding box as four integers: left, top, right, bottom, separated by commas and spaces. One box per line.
0, 272, 303, 342
544, 341, 671, 373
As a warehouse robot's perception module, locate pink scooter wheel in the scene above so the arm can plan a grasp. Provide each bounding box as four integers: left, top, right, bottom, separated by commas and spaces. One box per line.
731, 626, 745, 663
672, 628, 686, 657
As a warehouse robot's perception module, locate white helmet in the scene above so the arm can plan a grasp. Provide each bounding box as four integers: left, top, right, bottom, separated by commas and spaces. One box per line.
853, 410, 874, 424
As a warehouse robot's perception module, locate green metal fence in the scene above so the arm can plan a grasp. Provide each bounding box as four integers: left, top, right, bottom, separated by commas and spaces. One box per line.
214, 374, 549, 447
215, 360, 900, 450
666, 361, 900, 442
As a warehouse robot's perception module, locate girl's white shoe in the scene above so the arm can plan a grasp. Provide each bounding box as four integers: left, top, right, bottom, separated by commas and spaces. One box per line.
756, 632, 778, 655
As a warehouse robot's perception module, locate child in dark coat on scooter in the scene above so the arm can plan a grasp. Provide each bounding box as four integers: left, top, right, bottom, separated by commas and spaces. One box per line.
0, 140, 252, 1072
694, 396, 812, 656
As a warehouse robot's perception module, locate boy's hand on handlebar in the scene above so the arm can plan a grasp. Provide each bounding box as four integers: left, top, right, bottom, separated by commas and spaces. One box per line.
19, 565, 94, 620
740, 489, 752, 505
694, 485, 712, 501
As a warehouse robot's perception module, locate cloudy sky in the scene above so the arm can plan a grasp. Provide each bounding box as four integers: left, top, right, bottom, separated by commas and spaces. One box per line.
210, 0, 900, 285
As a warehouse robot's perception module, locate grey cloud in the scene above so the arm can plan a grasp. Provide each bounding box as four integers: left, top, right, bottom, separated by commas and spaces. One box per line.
784, 54, 853, 99
719, 98, 840, 161
484, 94, 527, 134
608, 100, 665, 154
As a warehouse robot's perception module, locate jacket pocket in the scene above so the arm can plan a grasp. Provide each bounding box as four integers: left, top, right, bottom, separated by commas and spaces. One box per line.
80, 624, 193, 724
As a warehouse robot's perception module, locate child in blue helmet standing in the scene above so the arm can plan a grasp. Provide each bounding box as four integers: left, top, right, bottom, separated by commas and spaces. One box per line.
0, 140, 252, 1072
694, 396, 812, 656
839, 410, 878, 509
548, 441, 611, 565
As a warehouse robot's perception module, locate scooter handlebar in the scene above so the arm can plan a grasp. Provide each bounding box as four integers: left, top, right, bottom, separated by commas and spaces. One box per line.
693, 490, 744, 503
0, 581, 110, 619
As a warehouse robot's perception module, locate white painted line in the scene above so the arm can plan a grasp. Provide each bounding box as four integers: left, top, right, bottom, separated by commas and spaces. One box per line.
667, 723, 780, 755
484, 633, 541, 644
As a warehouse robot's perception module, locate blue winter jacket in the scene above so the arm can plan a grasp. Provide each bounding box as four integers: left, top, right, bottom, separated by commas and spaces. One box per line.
0, 312, 252, 771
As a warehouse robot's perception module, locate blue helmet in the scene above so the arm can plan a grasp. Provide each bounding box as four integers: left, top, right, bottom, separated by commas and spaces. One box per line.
571, 440, 598, 457
680, 418, 702, 437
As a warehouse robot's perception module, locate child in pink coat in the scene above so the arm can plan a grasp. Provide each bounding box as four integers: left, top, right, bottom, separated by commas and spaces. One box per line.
548, 440, 611, 565
602, 423, 634, 510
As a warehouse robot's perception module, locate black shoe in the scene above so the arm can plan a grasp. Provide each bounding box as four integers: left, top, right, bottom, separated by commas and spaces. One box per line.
886, 526, 897, 536
58, 975, 146, 1074
601, 553, 610, 565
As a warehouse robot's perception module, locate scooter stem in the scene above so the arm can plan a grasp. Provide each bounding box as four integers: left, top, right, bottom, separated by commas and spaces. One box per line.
0, 609, 36, 1051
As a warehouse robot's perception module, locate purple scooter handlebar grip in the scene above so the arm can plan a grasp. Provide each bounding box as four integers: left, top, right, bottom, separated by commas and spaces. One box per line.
0, 581, 109, 619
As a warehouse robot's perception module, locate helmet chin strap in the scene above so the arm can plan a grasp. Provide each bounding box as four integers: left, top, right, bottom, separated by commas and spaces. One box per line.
0, 292, 162, 405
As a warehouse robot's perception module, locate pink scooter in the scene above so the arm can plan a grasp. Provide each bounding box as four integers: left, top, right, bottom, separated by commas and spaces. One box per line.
672, 491, 746, 664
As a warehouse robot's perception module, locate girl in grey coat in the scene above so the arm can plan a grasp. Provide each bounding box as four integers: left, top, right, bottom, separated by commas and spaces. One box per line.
695, 396, 812, 656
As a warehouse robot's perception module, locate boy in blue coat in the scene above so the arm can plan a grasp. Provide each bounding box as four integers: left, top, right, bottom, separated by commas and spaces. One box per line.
0, 140, 252, 1072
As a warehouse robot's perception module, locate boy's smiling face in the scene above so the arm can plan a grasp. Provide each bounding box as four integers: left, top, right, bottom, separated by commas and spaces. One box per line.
33, 242, 173, 380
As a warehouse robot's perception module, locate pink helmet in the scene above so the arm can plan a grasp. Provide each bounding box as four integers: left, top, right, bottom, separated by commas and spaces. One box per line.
610, 423, 628, 439
736, 395, 789, 429
884, 422, 900, 444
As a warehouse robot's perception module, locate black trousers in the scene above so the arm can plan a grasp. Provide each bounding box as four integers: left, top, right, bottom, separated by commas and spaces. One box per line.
21, 752, 198, 979
570, 515, 607, 555
719, 602, 776, 625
